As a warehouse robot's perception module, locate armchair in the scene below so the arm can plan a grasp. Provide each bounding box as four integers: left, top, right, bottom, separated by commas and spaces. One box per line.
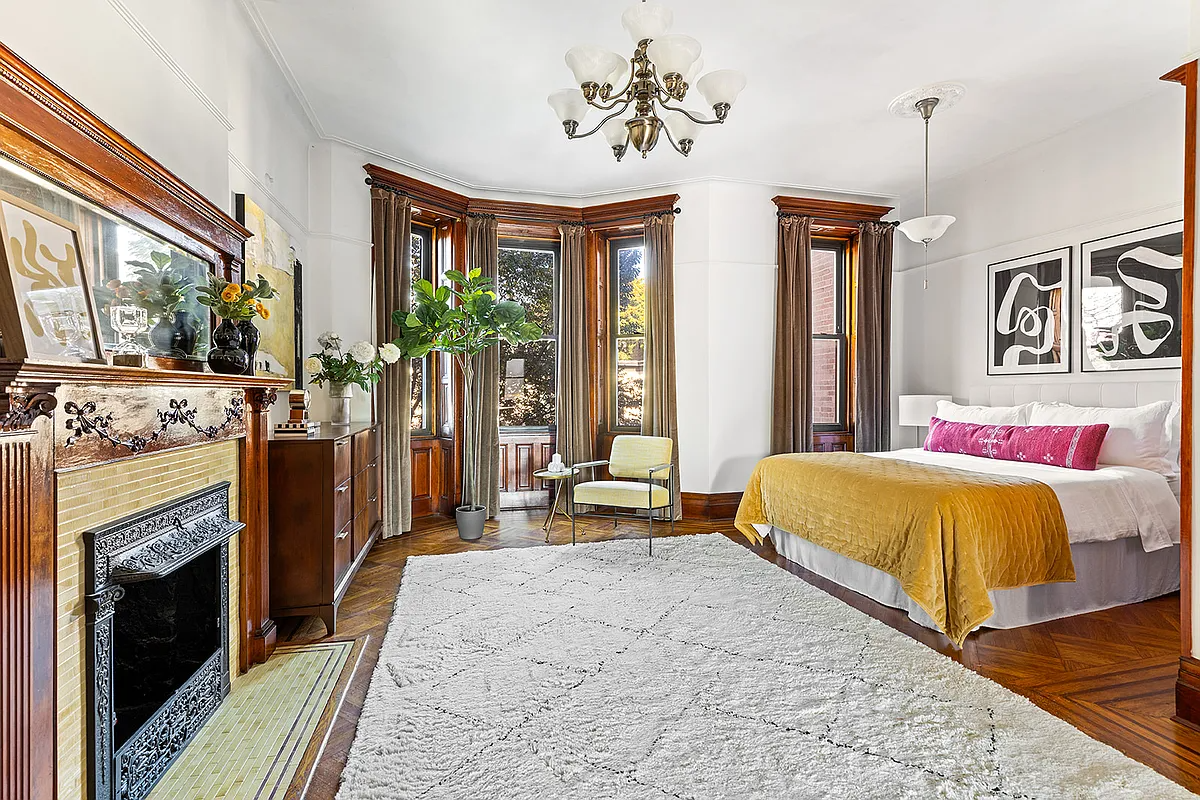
569, 434, 675, 554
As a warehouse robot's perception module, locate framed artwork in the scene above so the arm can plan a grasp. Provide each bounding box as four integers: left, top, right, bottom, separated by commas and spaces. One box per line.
987, 247, 1071, 375
235, 193, 301, 381
1080, 221, 1183, 372
0, 190, 105, 363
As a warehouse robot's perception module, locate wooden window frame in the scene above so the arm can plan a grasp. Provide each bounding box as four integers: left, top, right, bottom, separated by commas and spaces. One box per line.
607, 234, 647, 432
409, 222, 435, 437
497, 235, 561, 433
811, 237, 851, 433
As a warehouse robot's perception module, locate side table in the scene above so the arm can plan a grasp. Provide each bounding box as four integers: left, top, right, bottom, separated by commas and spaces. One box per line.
533, 467, 579, 542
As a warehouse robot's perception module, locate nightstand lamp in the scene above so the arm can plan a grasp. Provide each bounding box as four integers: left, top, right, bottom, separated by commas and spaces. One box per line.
898, 394, 952, 447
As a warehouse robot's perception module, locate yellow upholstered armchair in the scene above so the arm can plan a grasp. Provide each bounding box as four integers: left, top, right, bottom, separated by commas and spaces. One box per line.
569, 434, 675, 554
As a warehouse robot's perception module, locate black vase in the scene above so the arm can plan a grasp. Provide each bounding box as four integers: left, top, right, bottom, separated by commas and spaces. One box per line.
207, 319, 248, 375
237, 319, 260, 376
148, 315, 175, 354
172, 310, 200, 357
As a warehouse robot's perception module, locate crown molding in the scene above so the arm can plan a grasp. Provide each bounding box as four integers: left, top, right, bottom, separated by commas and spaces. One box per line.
106, 0, 234, 131
772, 196, 893, 222
232, 0, 327, 138
228, 151, 309, 238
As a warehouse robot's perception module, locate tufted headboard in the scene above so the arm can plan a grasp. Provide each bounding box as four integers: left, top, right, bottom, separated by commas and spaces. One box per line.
967, 380, 1181, 409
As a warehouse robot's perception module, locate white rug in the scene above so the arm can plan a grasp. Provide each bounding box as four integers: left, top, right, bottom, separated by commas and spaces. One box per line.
338, 534, 1194, 799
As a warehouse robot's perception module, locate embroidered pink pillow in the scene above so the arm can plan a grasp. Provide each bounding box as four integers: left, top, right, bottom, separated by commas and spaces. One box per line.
923, 418, 1110, 470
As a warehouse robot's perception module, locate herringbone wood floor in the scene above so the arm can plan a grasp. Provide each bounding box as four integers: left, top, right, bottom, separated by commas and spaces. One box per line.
279, 512, 1200, 798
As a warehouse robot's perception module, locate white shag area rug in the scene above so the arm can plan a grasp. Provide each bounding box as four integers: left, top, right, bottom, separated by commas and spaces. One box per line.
337, 534, 1194, 799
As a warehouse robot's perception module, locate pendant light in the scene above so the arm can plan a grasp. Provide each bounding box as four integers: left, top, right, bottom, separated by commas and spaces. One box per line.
891, 82, 965, 246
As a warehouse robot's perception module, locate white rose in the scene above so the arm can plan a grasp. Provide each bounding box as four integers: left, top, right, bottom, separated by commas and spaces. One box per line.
378, 342, 402, 364
303, 356, 322, 375
317, 331, 342, 352
348, 341, 376, 364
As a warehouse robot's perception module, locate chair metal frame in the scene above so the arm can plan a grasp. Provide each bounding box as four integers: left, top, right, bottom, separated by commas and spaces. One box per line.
568, 459, 675, 555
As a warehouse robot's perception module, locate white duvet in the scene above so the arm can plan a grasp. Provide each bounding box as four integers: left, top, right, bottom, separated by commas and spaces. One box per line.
866, 448, 1180, 553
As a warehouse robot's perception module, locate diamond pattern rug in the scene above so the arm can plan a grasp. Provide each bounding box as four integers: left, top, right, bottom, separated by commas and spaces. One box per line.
337, 533, 1194, 799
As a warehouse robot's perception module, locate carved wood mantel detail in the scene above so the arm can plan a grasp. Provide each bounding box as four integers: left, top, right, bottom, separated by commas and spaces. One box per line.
240, 387, 279, 671
0, 390, 57, 431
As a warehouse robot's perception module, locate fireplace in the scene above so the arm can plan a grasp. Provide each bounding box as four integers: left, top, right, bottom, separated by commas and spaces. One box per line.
83, 483, 243, 800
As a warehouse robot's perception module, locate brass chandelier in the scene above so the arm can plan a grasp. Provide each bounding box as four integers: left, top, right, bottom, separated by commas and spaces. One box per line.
547, 1, 746, 161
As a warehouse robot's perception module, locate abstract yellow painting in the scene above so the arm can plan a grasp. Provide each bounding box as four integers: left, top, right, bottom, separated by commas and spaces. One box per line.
238, 195, 297, 381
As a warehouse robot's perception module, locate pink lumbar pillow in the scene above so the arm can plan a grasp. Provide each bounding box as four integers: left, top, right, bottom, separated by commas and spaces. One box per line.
924, 418, 1110, 471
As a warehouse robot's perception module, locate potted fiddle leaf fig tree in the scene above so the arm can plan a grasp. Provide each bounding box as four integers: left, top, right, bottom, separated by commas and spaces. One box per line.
393, 268, 542, 540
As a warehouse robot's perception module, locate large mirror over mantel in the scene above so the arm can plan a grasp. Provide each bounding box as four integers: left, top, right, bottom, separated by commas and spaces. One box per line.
0, 154, 213, 370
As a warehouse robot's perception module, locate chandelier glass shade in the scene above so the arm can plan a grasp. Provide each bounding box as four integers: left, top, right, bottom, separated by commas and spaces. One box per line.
548, 2, 745, 161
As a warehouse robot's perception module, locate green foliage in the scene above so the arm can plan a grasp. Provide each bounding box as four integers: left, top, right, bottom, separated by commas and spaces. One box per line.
392, 268, 543, 362
125, 250, 192, 320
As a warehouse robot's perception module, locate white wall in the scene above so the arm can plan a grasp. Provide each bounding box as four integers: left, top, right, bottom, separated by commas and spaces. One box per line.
892, 88, 1185, 446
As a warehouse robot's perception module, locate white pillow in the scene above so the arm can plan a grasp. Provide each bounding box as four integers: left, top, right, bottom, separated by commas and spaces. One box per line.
934, 400, 1029, 426
1026, 400, 1175, 475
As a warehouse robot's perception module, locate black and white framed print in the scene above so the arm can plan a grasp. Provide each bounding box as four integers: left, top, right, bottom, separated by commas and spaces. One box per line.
987, 247, 1071, 376
1080, 220, 1183, 372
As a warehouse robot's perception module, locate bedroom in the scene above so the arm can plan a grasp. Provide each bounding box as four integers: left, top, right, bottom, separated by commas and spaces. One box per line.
0, 1, 1197, 798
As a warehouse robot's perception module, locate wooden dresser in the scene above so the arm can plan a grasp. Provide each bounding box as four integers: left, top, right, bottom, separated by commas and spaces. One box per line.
267, 422, 381, 633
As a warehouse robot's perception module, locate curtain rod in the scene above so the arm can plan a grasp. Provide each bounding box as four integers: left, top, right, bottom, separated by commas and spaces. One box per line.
367, 177, 681, 226
777, 210, 897, 228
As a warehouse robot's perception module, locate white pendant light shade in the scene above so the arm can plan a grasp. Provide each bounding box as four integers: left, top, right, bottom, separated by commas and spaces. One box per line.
646, 34, 701, 77
621, 2, 673, 43
565, 45, 626, 87
605, 58, 631, 90
897, 214, 956, 245
684, 57, 704, 84
664, 112, 698, 143
547, 88, 589, 124
602, 117, 630, 147
696, 69, 747, 107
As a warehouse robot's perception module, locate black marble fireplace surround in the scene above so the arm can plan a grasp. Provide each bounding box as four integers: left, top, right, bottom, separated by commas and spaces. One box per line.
84, 482, 244, 800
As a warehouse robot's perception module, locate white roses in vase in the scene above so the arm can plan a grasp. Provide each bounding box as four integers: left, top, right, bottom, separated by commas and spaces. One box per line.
304, 331, 405, 393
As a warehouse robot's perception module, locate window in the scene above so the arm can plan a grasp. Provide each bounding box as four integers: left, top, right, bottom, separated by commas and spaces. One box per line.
811, 240, 848, 431
609, 236, 646, 430
497, 240, 559, 428
409, 224, 433, 434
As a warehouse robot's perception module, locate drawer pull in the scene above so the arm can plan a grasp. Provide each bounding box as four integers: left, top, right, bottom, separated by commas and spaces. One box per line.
337, 484, 349, 494
336, 440, 347, 448
336, 528, 350, 540
369, 494, 378, 502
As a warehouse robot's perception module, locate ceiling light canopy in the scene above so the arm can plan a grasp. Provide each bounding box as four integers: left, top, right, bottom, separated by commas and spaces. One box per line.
891, 82, 965, 245
547, 1, 746, 161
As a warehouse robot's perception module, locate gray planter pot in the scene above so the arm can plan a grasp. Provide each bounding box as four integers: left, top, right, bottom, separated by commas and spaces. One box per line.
456, 505, 486, 541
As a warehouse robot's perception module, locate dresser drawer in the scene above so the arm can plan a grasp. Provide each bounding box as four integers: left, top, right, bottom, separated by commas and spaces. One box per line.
352, 428, 376, 474
334, 477, 352, 532
333, 437, 352, 484
333, 518, 352, 585
353, 469, 369, 515
352, 507, 371, 558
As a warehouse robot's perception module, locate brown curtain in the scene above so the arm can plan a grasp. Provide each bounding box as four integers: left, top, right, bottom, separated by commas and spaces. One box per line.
854, 221, 895, 453
771, 215, 814, 454
466, 213, 501, 517
556, 223, 593, 470
370, 187, 413, 537
642, 212, 681, 519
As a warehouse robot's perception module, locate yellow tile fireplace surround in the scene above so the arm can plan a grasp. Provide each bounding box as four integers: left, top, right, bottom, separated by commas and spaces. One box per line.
55, 441, 243, 798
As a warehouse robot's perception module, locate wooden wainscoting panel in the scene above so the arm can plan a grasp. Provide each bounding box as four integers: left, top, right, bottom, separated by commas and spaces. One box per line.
499, 431, 553, 510
409, 438, 438, 518
682, 492, 743, 521
812, 432, 854, 452
0, 406, 56, 800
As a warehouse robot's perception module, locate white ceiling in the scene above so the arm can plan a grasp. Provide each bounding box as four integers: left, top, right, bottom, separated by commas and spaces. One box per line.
248, 0, 1190, 200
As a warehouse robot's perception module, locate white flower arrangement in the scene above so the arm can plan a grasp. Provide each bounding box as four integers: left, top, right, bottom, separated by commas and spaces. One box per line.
306, 334, 388, 392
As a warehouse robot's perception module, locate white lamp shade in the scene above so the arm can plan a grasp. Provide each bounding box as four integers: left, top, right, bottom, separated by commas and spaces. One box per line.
601, 116, 630, 147
565, 45, 626, 86
621, 2, 673, 42
696, 69, 747, 107
897, 214, 956, 244
898, 394, 952, 427
547, 88, 589, 123
646, 34, 701, 77
664, 112, 698, 143
605, 58, 631, 90
684, 56, 704, 84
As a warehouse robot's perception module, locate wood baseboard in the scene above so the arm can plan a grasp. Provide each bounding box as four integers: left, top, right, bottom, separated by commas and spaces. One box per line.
681, 492, 743, 521
1176, 656, 1200, 729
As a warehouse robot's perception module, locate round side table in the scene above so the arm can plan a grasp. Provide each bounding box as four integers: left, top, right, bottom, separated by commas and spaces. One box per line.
533, 467, 579, 542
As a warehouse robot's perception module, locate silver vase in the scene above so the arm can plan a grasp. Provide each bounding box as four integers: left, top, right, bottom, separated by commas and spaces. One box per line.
329, 382, 352, 425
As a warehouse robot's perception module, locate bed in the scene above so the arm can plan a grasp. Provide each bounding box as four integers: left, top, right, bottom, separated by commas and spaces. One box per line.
736, 381, 1182, 644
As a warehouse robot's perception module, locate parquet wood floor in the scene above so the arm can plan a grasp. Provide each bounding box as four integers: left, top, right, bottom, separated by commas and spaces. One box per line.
279, 512, 1200, 797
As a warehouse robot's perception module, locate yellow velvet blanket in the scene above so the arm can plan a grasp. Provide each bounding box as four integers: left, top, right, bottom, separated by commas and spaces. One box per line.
735, 453, 1074, 646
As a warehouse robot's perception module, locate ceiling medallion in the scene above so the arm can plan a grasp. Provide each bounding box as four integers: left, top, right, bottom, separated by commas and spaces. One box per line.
547, 1, 746, 161
891, 81, 965, 246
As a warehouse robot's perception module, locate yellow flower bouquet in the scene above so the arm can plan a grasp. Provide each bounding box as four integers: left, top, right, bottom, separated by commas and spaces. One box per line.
195, 274, 278, 320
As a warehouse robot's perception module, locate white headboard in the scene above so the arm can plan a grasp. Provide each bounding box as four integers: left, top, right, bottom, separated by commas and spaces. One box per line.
967, 380, 1181, 409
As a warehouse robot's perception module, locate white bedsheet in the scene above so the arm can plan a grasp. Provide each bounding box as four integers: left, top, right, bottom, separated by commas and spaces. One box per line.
863, 448, 1180, 552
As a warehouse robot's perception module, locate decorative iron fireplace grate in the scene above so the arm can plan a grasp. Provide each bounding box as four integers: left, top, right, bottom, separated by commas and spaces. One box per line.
83, 482, 244, 800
